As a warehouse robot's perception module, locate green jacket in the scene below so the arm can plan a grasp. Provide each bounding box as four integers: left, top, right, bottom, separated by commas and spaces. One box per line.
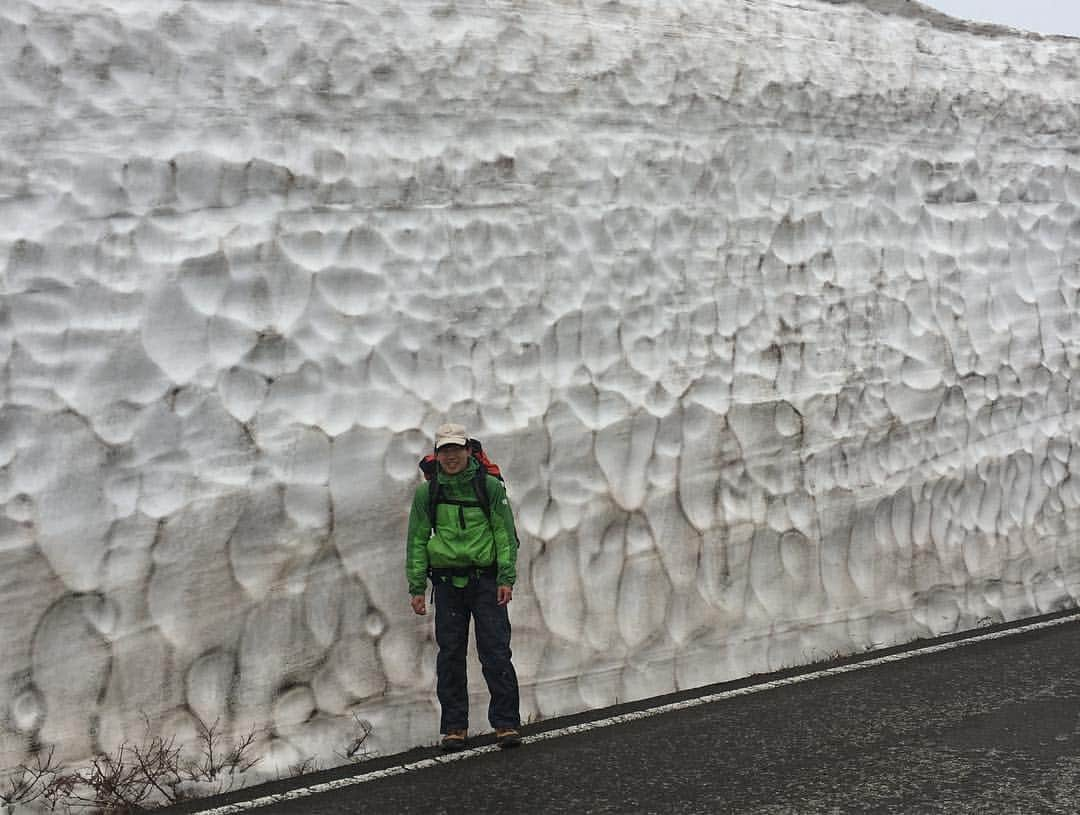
406, 458, 518, 596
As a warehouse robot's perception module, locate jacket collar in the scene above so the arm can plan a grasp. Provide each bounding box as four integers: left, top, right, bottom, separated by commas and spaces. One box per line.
436, 457, 478, 485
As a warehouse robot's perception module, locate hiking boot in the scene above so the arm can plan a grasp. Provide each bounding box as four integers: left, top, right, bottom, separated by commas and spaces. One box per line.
441, 729, 468, 752
495, 728, 521, 748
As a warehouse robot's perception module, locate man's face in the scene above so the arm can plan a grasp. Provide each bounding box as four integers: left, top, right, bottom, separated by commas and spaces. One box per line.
436, 443, 469, 475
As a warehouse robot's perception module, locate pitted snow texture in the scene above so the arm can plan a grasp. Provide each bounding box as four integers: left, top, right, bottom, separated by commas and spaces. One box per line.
3, 0, 1080, 779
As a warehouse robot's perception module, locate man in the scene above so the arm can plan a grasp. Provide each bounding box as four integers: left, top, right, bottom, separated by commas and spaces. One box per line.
407, 423, 522, 751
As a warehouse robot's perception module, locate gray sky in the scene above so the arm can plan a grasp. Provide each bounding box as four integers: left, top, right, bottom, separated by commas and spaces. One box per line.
920, 0, 1080, 38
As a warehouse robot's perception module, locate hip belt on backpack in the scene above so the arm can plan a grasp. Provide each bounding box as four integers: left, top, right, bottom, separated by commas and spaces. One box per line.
428, 562, 497, 583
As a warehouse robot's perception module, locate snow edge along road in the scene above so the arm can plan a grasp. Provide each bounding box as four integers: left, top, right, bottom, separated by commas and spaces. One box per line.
190, 611, 1080, 814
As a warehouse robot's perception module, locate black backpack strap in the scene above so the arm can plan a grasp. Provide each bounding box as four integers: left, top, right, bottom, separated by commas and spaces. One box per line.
473, 467, 491, 519
427, 467, 494, 532
427, 478, 442, 535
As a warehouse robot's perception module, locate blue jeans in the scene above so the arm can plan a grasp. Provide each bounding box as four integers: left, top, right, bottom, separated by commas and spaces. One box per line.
433, 572, 521, 733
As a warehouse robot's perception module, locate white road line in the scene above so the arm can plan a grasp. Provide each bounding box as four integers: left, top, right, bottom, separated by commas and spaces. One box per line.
192, 612, 1080, 814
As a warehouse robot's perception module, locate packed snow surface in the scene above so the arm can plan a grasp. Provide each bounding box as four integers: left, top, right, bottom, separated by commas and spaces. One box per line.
2, 0, 1080, 782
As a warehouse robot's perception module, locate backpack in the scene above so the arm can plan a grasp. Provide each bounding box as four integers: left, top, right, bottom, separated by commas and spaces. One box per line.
418, 438, 504, 535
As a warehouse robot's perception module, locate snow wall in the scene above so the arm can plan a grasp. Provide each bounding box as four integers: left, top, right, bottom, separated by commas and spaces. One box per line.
3, 0, 1080, 777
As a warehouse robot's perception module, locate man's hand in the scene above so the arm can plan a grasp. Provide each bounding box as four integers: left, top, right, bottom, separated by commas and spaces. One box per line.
497, 585, 513, 606
411, 595, 427, 615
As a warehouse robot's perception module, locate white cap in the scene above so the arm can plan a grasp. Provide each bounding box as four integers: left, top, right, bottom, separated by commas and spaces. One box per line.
434, 423, 468, 450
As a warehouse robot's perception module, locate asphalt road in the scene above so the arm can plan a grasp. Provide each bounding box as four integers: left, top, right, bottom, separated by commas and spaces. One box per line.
173, 613, 1080, 814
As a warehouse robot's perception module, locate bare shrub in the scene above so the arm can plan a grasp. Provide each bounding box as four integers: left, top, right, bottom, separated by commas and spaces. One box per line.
47, 715, 262, 812
285, 756, 321, 778
6, 713, 374, 812
0, 747, 64, 810
67, 739, 171, 811
181, 718, 260, 785
336, 713, 375, 762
